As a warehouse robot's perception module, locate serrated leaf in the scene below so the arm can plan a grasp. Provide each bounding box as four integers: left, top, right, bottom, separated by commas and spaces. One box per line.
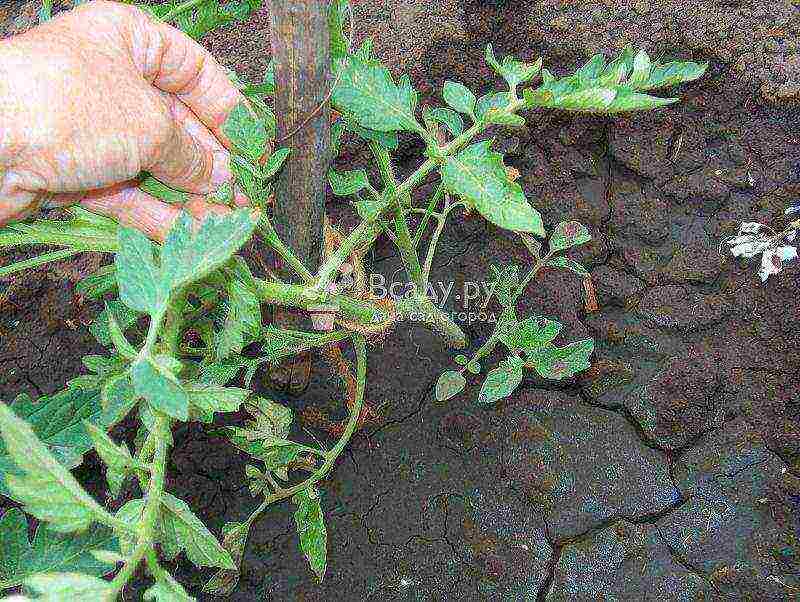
293, 488, 327, 582
202, 521, 251, 596
422, 106, 464, 137
83, 423, 133, 497
628, 49, 651, 87
485, 44, 542, 90
441, 140, 544, 236
332, 54, 421, 133
223, 101, 267, 161
442, 80, 476, 116
603, 88, 678, 113
160, 209, 257, 291
338, 110, 399, 149
185, 384, 249, 423
435, 371, 466, 402
216, 277, 261, 360
577, 53, 607, 80
197, 361, 244, 386
546, 256, 589, 276
159, 493, 235, 570
115, 228, 165, 314
0, 404, 108, 533
643, 60, 708, 90
144, 573, 196, 601
0, 386, 131, 497
488, 263, 521, 307
0, 509, 120, 590
140, 174, 189, 204
18, 572, 113, 601
549, 221, 591, 252
328, 169, 370, 196
478, 356, 524, 404
262, 147, 290, 180
132, 356, 189, 421
500, 315, 563, 353
89, 301, 139, 348
528, 339, 594, 379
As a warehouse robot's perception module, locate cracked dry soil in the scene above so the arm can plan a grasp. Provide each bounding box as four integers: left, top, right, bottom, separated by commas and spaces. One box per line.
3, 0, 800, 600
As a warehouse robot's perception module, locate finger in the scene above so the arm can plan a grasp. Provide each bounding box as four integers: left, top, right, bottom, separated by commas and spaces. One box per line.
128, 14, 243, 148
79, 183, 181, 243
147, 96, 224, 195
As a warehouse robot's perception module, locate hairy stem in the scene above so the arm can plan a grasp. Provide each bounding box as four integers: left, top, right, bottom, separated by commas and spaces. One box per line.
257, 217, 315, 284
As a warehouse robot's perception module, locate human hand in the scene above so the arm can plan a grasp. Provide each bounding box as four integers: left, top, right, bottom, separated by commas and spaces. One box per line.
0, 0, 252, 241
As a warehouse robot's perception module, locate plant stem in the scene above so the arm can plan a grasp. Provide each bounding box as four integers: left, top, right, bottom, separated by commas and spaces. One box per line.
160, 0, 206, 22
412, 185, 444, 247
107, 414, 170, 600
257, 217, 315, 284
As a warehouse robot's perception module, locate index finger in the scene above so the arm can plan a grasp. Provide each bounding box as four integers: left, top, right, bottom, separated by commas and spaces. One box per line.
127, 11, 243, 148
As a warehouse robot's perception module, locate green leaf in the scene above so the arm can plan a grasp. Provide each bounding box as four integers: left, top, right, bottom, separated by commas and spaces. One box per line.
293, 487, 327, 582
435, 371, 466, 402
474, 92, 508, 121
484, 109, 525, 126
484, 44, 542, 90
643, 60, 708, 91
185, 384, 249, 423
549, 221, 591, 252
501, 315, 562, 353
216, 277, 262, 360
115, 228, 165, 314
239, 397, 293, 440
104, 308, 137, 360
328, 169, 370, 196
441, 140, 544, 236
488, 263, 521, 307
546, 256, 589, 276
0, 403, 109, 533
144, 573, 196, 601
132, 356, 189, 421
159, 493, 235, 570
442, 80, 476, 116
328, 0, 350, 67
114, 500, 144, 558
223, 101, 267, 161
628, 49, 651, 87
89, 301, 139, 348
76, 265, 117, 299
202, 521, 251, 596
332, 54, 421, 133
528, 339, 594, 379
100, 374, 140, 420
422, 106, 464, 137
197, 360, 244, 386
160, 209, 257, 290
18, 572, 113, 601
140, 174, 189, 204
338, 110, 399, 149
262, 147, 290, 179
478, 356, 524, 404
83, 423, 133, 497
0, 386, 131, 497
0, 509, 120, 590
1, 207, 119, 253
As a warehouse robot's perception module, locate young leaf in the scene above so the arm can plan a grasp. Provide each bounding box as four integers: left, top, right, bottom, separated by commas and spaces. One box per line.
422, 106, 464, 137
484, 44, 542, 90
89, 301, 139, 348
198, 360, 245, 386
202, 521, 251, 596
528, 339, 594, 379
132, 356, 189, 421
488, 263, 521, 307
441, 140, 544, 236
104, 309, 137, 360
332, 54, 421, 133
0, 403, 110, 533
293, 487, 327, 582
160, 209, 257, 290
484, 109, 525, 126
501, 315, 563, 353
549, 221, 591, 252
18, 572, 113, 601
328, 169, 370, 196
223, 101, 267, 161
478, 356, 524, 404
475, 92, 509, 121
115, 228, 166, 314
0, 510, 120, 590
442, 80, 476, 116
83, 423, 133, 498
139, 174, 189, 204
262, 147, 291, 179
546, 256, 589, 276
216, 278, 262, 360
144, 573, 196, 601
159, 493, 235, 570
185, 384, 249, 423
435, 371, 466, 402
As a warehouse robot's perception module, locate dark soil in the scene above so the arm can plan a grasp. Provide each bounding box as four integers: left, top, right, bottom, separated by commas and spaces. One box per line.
3, 1, 800, 600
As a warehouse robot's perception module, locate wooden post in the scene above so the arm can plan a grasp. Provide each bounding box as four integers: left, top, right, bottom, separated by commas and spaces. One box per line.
267, 1, 330, 394
269, 0, 330, 277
